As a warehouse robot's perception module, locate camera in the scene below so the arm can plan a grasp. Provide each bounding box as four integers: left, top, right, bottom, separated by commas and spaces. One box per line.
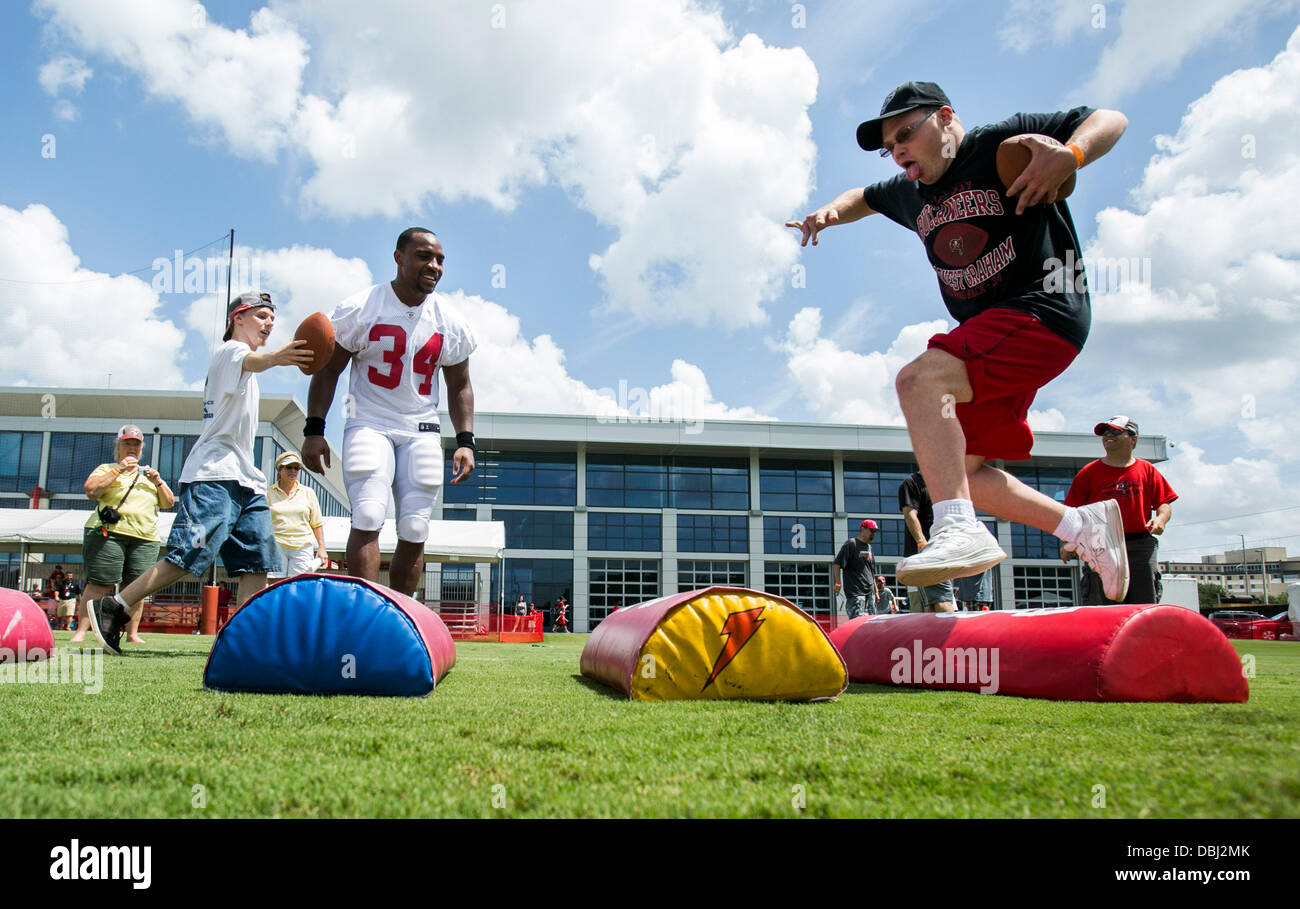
98, 505, 121, 525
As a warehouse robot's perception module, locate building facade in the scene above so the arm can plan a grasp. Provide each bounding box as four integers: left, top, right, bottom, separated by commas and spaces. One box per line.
1160, 547, 1299, 602
1, 387, 349, 590
435, 412, 1171, 632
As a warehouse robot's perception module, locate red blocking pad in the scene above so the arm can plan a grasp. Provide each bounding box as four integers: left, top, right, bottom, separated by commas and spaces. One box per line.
0, 587, 54, 662
828, 604, 1248, 702
204, 574, 456, 697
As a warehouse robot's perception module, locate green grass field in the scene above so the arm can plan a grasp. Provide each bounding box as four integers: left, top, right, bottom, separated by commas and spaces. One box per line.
3, 632, 1297, 818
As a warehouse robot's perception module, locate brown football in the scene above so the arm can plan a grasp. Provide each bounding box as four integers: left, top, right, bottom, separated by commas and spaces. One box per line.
995, 138, 1076, 205
293, 312, 335, 375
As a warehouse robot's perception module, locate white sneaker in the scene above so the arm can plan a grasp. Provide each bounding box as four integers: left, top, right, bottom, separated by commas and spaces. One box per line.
1071, 499, 1130, 602
896, 520, 1006, 588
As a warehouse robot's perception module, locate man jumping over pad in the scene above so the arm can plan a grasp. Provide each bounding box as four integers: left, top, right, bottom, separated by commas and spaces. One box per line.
787, 81, 1131, 599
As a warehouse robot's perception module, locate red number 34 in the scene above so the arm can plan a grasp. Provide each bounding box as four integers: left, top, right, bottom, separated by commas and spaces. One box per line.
367, 325, 444, 394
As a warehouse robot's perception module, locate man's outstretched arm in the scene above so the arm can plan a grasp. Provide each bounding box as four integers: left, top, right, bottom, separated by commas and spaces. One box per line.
786, 188, 877, 247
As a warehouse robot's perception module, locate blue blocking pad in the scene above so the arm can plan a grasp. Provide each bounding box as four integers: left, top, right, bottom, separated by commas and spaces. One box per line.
203, 574, 450, 697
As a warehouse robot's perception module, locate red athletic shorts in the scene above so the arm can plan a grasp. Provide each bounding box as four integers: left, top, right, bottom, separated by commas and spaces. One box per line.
926, 307, 1079, 462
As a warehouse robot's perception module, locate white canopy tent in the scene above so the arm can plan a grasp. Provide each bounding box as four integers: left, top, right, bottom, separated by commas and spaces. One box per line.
0, 508, 504, 594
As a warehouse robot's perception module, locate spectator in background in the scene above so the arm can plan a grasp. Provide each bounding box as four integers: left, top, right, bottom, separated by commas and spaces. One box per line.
554, 596, 570, 633
70, 424, 174, 645
899, 471, 956, 612
267, 451, 328, 578
47, 565, 68, 598
955, 569, 994, 611
834, 520, 884, 618
56, 579, 80, 631
1062, 416, 1177, 604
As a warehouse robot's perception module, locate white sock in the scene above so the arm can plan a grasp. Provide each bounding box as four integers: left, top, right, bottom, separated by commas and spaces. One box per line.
932, 498, 977, 529
108, 593, 127, 610
1053, 507, 1083, 544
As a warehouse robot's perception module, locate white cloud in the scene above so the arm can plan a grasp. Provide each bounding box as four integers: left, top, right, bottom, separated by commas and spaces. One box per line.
37, 0, 819, 328
1076, 26, 1300, 460
38, 55, 92, 95
1027, 408, 1067, 431
0, 204, 188, 389
998, 0, 1300, 104
35, 1, 309, 159
779, 306, 947, 425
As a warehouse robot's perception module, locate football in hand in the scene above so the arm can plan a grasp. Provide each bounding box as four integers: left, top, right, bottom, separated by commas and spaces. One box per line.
293, 312, 335, 375
996, 138, 1076, 205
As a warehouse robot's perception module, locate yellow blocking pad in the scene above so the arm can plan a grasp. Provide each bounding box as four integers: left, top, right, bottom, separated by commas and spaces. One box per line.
630, 590, 847, 701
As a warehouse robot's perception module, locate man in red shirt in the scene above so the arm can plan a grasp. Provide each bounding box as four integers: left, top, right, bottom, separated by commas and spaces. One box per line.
1062, 416, 1177, 604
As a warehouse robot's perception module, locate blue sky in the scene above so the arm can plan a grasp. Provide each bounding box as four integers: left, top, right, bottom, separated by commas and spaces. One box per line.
4, 0, 1300, 562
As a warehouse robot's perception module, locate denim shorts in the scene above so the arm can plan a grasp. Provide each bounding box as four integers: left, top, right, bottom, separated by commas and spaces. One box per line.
165, 481, 278, 577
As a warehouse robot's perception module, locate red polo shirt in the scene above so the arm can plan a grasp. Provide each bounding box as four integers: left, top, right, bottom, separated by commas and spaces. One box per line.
1065, 458, 1178, 534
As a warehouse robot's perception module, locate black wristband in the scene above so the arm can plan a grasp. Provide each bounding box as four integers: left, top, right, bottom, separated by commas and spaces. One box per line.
304, 416, 326, 437
456, 431, 476, 451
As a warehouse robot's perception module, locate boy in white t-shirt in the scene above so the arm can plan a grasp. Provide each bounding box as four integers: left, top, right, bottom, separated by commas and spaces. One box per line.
86, 292, 313, 654
302, 228, 477, 597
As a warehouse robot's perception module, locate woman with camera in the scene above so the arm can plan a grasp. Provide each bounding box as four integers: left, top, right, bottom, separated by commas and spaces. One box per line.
69, 425, 174, 645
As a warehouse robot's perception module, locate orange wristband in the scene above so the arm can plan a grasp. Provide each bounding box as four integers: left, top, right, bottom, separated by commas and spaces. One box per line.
1067, 143, 1085, 168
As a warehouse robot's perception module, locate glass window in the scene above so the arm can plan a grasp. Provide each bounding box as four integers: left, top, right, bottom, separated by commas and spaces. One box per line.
676, 560, 746, 592
844, 461, 915, 514
588, 512, 661, 552
1013, 564, 1077, 609
492, 558, 573, 622
588, 558, 659, 628
763, 561, 832, 623
447, 451, 577, 506
763, 516, 833, 555
1010, 524, 1061, 560
585, 454, 748, 510
157, 435, 198, 487
441, 507, 477, 521
760, 459, 833, 512
492, 509, 574, 550
0, 432, 43, 493
46, 433, 120, 493
677, 514, 749, 554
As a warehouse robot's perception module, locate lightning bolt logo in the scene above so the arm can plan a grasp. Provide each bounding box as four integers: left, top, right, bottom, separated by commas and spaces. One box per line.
703, 606, 766, 691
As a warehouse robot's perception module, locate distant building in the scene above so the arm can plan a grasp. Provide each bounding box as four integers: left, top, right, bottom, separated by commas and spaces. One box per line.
1160, 547, 1300, 602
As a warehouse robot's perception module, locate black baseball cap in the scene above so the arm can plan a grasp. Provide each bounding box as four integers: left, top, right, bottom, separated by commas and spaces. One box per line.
223, 291, 275, 341
856, 81, 952, 151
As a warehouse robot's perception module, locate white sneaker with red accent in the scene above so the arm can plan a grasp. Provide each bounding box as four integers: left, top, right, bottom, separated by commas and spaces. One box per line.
1070, 499, 1130, 602
896, 520, 1006, 589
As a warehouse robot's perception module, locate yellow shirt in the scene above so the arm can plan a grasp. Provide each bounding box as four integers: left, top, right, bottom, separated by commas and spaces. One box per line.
83, 465, 165, 542
267, 482, 324, 550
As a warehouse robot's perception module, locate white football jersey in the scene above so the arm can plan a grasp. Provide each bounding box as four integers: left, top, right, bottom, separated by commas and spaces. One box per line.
181, 340, 266, 493
330, 283, 476, 434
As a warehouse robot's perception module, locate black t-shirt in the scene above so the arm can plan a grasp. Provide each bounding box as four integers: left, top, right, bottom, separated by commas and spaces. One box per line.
863, 107, 1095, 350
898, 471, 934, 557
834, 537, 878, 598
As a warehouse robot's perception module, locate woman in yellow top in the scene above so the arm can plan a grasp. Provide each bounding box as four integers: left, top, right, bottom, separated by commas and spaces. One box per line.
268, 451, 328, 577
70, 425, 174, 644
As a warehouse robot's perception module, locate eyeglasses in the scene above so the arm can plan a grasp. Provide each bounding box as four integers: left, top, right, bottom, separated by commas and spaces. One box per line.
1101, 429, 1135, 438
880, 109, 939, 158
281, 465, 301, 472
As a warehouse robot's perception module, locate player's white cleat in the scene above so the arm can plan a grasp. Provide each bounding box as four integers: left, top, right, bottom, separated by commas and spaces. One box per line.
1069, 499, 1130, 602
896, 519, 1006, 589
